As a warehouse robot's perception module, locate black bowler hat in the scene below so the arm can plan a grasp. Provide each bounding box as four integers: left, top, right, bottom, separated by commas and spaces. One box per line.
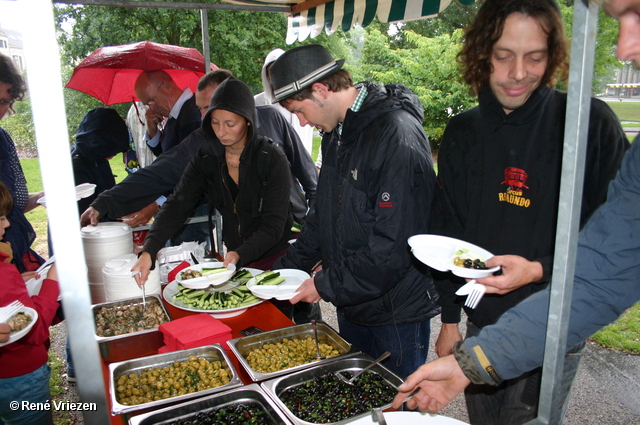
270, 44, 345, 103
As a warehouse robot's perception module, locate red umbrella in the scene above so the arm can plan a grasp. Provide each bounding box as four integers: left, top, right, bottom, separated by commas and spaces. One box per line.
65, 41, 217, 105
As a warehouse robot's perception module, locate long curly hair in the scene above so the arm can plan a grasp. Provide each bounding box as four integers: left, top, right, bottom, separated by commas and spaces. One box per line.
0, 54, 27, 111
458, 0, 568, 95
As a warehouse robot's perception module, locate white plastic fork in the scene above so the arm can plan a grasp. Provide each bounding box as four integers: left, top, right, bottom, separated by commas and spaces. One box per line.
464, 284, 486, 309
0, 300, 25, 323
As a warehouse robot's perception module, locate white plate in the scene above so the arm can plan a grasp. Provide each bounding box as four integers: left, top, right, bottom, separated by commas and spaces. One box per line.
37, 183, 96, 207
408, 234, 500, 279
176, 262, 236, 289
246, 269, 310, 301
0, 307, 38, 348
163, 268, 264, 318
349, 412, 468, 425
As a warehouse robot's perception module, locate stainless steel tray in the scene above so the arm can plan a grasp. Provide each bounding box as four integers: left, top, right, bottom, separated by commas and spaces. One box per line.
128, 383, 294, 425
109, 344, 242, 416
227, 322, 353, 381
260, 353, 403, 425
93, 295, 171, 362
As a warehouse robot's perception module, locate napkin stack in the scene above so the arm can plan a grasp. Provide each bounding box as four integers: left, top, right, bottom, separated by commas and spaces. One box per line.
158, 313, 232, 353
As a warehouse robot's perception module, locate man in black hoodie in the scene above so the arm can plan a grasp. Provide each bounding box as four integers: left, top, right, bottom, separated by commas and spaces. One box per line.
269, 45, 441, 380
429, 0, 629, 423
71, 108, 130, 216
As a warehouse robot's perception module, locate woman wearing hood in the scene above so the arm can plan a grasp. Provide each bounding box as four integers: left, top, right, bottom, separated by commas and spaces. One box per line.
132, 76, 293, 284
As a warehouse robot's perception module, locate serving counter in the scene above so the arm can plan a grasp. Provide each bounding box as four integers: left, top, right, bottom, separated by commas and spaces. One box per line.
100, 300, 295, 425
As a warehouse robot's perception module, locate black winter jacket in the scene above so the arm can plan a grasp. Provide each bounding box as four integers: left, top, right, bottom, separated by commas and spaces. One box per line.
276, 82, 440, 326
142, 77, 293, 266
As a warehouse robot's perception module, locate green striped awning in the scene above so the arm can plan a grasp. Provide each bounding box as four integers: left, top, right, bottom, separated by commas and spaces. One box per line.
285, 0, 474, 43
223, 0, 472, 43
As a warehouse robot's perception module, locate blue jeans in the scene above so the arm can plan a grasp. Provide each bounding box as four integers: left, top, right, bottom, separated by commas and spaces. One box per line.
0, 363, 54, 425
464, 321, 584, 425
337, 314, 431, 380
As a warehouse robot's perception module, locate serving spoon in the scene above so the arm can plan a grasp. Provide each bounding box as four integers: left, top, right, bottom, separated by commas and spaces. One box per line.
337, 351, 391, 386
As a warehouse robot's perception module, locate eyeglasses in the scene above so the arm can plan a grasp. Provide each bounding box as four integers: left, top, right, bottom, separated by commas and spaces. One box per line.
141, 83, 162, 106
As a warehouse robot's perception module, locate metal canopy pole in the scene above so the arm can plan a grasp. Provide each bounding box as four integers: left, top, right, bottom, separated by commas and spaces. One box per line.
528, 1, 599, 424
201, 8, 210, 72
21, 0, 110, 422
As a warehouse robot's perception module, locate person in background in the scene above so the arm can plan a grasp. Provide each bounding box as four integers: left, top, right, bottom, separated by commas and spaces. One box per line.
393, 3, 640, 412
255, 49, 315, 153
71, 107, 130, 215
134, 70, 201, 157
270, 45, 440, 379
0, 53, 45, 273
126, 101, 156, 169
428, 0, 629, 423
254, 49, 318, 224
131, 77, 293, 285
0, 181, 60, 425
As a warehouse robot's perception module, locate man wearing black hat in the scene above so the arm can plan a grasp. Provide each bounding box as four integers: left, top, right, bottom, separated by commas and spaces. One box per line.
270, 44, 441, 379
425, 0, 629, 423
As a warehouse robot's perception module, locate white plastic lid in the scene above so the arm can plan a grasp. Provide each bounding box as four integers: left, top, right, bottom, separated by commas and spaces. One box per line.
102, 253, 138, 276
82, 222, 132, 239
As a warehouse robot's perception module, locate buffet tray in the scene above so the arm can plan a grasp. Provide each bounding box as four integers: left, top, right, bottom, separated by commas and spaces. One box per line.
227, 322, 353, 381
260, 353, 403, 425
93, 295, 171, 363
109, 344, 242, 416
128, 383, 294, 425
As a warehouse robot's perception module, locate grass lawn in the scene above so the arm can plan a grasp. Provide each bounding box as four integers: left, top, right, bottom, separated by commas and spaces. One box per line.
606, 101, 640, 121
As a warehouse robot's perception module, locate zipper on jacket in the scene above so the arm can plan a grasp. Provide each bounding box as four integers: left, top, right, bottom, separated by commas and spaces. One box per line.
221, 163, 243, 239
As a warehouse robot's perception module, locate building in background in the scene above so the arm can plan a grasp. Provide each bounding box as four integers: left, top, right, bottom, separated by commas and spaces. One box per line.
0, 24, 24, 72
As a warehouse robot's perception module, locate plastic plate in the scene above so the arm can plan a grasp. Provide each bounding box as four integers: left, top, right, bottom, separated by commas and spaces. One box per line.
176, 262, 236, 289
246, 269, 310, 300
408, 234, 500, 279
0, 307, 38, 348
163, 268, 264, 318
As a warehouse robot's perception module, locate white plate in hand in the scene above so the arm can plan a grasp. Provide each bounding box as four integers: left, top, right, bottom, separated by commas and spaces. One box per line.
246, 269, 310, 300
0, 307, 38, 348
408, 234, 500, 279
176, 262, 236, 289
37, 183, 96, 207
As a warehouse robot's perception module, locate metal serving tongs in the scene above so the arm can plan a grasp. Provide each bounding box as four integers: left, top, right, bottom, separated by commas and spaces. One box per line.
337, 351, 391, 386
310, 320, 327, 360
131, 270, 145, 311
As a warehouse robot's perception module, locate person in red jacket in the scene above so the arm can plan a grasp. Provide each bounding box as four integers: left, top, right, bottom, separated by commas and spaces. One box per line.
0, 181, 60, 425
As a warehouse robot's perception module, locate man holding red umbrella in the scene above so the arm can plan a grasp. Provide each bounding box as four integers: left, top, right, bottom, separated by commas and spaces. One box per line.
135, 70, 201, 157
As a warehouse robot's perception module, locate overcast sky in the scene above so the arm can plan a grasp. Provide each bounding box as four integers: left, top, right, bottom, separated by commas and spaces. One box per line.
0, 1, 24, 32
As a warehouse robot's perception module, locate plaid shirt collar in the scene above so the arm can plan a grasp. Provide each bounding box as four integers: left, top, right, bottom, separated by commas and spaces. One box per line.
338, 83, 367, 136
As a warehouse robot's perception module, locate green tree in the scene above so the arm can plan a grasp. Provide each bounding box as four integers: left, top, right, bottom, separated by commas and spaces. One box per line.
54, 1, 289, 93
361, 28, 477, 149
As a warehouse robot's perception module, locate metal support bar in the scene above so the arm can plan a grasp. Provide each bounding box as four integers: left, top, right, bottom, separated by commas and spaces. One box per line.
52, 0, 290, 13
527, 1, 599, 424
21, 0, 111, 422
200, 8, 210, 72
